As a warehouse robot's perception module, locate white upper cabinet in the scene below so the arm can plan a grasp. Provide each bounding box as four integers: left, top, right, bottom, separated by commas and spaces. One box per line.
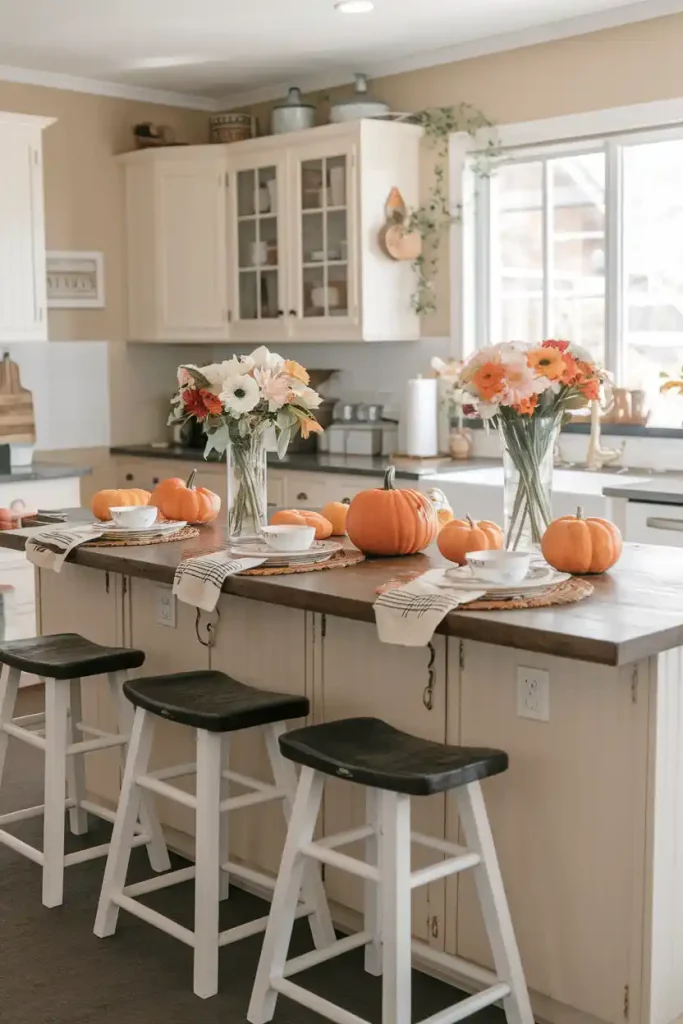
120, 120, 422, 344
0, 113, 53, 343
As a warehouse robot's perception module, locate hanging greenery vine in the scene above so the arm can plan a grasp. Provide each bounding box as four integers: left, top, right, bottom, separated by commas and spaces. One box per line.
399, 104, 498, 317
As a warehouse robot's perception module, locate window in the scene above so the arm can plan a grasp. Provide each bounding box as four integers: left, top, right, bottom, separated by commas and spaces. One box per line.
464, 116, 683, 424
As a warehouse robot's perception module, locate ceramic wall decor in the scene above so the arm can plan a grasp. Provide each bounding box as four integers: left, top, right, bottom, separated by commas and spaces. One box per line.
378, 187, 421, 261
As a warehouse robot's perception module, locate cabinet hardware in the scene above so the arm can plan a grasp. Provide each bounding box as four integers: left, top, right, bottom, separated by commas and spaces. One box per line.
277, 310, 284, 318
321, 614, 327, 639
33, 148, 40, 166
631, 667, 638, 704
459, 640, 465, 671
125, 473, 134, 482
196, 607, 220, 647
430, 915, 439, 939
227, 310, 232, 323
623, 984, 629, 1019
288, 309, 297, 317
224, 172, 229, 187
296, 492, 308, 501
122, 576, 128, 597
105, 572, 110, 595
423, 641, 436, 710
645, 517, 683, 532
152, 477, 159, 485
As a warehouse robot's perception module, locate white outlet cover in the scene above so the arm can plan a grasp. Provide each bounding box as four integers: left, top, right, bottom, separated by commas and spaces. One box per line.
516, 666, 550, 722
156, 586, 177, 628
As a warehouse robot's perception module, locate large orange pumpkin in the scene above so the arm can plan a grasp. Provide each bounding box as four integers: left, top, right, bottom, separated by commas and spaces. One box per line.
150, 471, 221, 525
321, 500, 350, 536
437, 515, 504, 565
345, 466, 438, 556
270, 509, 333, 540
541, 506, 622, 574
91, 487, 151, 521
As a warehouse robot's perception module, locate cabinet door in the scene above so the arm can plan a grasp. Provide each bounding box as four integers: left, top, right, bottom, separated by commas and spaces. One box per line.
287, 140, 359, 340
229, 154, 289, 341
155, 162, 229, 341
0, 126, 47, 341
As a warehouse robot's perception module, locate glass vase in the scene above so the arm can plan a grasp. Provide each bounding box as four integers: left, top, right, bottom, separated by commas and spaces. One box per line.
499, 416, 559, 551
226, 432, 268, 545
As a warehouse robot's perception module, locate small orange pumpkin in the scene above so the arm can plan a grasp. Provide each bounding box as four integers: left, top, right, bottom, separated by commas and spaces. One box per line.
321, 499, 351, 536
345, 466, 439, 556
541, 506, 622, 574
150, 471, 221, 525
91, 487, 151, 521
437, 515, 504, 565
271, 509, 333, 540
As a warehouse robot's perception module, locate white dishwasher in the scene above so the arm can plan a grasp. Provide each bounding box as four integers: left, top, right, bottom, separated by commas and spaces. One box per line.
625, 501, 683, 546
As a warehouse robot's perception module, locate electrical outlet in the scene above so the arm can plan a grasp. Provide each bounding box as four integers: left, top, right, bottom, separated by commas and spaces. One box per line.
156, 586, 176, 628
517, 667, 550, 721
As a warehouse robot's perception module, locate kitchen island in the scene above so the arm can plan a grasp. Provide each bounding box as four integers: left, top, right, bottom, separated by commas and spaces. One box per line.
3, 524, 683, 1024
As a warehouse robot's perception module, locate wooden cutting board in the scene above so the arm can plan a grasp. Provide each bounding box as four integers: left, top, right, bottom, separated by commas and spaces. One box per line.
0, 354, 36, 444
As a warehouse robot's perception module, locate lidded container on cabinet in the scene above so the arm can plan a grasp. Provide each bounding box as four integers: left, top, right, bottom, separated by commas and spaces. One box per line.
271, 88, 316, 135
330, 74, 389, 123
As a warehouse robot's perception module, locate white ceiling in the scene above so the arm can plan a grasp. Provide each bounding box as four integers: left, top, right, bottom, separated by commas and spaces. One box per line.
0, 0, 680, 110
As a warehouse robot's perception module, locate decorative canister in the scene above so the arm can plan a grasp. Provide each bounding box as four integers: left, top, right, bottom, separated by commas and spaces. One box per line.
209, 112, 255, 144
271, 88, 316, 135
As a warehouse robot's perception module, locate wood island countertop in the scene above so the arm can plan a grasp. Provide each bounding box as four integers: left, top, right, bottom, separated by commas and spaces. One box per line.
4, 521, 683, 666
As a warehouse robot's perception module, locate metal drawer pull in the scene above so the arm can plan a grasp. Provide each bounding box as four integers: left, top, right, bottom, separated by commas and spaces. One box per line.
296, 492, 308, 501
646, 517, 683, 532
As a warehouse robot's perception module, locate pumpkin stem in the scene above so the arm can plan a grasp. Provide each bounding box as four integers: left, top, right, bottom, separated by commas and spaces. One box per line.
576, 506, 583, 520
466, 514, 475, 528
186, 470, 197, 490
342, 497, 351, 505
383, 466, 397, 491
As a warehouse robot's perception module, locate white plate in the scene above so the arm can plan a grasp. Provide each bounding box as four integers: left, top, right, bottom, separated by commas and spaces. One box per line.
228, 539, 342, 565
442, 564, 570, 595
96, 520, 187, 539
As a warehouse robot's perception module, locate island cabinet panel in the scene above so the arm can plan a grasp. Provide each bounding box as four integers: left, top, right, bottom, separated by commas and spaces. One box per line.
447, 640, 649, 1024
209, 596, 308, 878
320, 615, 450, 948
38, 564, 125, 806
125, 578, 210, 839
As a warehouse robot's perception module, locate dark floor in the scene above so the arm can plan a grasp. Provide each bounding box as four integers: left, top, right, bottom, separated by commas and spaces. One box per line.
0, 689, 503, 1024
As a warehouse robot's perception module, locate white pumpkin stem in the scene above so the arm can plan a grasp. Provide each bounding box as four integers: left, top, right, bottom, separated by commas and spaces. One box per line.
576, 506, 583, 520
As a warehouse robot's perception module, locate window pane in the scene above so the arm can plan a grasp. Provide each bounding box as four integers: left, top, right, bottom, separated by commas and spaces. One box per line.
490, 161, 543, 341
623, 139, 683, 422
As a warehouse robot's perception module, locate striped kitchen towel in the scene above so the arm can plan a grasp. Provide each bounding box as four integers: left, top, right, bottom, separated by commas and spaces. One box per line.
173, 551, 265, 612
25, 524, 105, 573
374, 569, 485, 647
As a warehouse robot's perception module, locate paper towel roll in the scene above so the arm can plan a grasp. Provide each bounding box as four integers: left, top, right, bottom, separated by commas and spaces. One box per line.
404, 376, 438, 457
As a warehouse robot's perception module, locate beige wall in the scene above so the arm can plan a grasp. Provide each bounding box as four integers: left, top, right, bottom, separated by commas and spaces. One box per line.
241, 11, 683, 337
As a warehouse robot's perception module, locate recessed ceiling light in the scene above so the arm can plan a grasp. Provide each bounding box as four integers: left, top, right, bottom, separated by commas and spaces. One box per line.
335, 1, 375, 13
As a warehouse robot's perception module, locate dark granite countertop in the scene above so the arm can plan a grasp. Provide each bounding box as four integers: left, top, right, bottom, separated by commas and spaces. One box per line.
603, 478, 683, 505
110, 444, 498, 480
0, 463, 91, 484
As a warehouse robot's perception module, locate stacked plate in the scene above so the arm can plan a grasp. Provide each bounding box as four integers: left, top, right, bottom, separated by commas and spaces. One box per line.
93, 520, 187, 541
441, 564, 570, 600
228, 538, 342, 568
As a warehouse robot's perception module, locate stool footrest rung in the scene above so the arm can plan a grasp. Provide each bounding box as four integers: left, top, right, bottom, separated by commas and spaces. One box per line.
0, 801, 72, 826
316, 825, 374, 850
300, 841, 379, 882
271, 977, 370, 1024
113, 893, 196, 947
410, 850, 481, 889
411, 939, 499, 989
221, 859, 276, 892
136, 773, 198, 810
2, 721, 46, 750
0, 828, 44, 865
67, 735, 127, 756
64, 832, 149, 867
283, 930, 371, 979
417, 982, 511, 1024
124, 866, 196, 898
220, 787, 283, 813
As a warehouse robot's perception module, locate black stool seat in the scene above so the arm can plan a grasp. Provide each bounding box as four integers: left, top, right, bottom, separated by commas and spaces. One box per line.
0, 633, 145, 680
123, 671, 309, 733
279, 717, 508, 796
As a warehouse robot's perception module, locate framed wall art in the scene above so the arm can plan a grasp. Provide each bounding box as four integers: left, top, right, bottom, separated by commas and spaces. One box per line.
46, 251, 105, 309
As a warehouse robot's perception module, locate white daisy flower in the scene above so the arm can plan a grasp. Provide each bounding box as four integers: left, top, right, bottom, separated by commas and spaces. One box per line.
220, 374, 260, 417
291, 384, 322, 410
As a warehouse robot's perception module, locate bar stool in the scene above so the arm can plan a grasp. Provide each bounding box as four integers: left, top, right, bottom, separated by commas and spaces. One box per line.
94, 670, 335, 999
0, 633, 170, 909
248, 716, 534, 1024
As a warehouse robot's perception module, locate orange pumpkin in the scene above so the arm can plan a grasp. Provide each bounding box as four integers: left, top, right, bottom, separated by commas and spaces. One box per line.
321, 499, 350, 536
345, 466, 438, 556
437, 515, 504, 565
541, 506, 622, 574
150, 471, 221, 525
91, 487, 151, 521
270, 509, 333, 540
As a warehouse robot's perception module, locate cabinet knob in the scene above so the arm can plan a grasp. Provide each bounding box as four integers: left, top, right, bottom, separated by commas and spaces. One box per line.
296, 492, 308, 501
152, 477, 160, 485
277, 309, 284, 318
125, 473, 134, 482
288, 309, 298, 317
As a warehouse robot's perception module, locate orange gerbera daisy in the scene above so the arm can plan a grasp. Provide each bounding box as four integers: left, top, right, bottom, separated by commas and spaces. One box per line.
560, 352, 579, 384
527, 346, 565, 380
182, 387, 222, 420
515, 395, 538, 416
472, 361, 506, 401
300, 416, 324, 439
284, 359, 310, 385
578, 377, 600, 401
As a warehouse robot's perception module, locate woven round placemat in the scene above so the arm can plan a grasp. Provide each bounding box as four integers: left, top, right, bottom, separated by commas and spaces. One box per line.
376, 573, 593, 610
241, 548, 365, 576
84, 525, 200, 547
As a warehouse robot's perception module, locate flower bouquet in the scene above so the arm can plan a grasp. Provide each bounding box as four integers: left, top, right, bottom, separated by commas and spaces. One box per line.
169, 346, 324, 542
454, 341, 606, 549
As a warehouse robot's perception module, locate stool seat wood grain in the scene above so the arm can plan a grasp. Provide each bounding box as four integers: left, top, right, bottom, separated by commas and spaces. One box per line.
123, 671, 310, 733
280, 717, 508, 796
0, 633, 145, 679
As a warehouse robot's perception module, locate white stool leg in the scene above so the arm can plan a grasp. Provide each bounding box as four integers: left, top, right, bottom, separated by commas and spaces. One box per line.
66, 678, 88, 835
0, 666, 21, 787
264, 722, 335, 950
193, 728, 223, 999
107, 671, 170, 873
364, 786, 382, 976
248, 766, 325, 1024
219, 733, 230, 901
94, 706, 155, 938
379, 790, 412, 1024
456, 781, 534, 1024
42, 678, 69, 908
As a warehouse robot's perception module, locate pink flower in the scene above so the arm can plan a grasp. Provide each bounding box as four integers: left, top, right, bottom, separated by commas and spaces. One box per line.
254, 367, 290, 412
177, 367, 193, 388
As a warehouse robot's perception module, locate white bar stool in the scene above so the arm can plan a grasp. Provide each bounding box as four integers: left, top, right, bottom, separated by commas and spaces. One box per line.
94, 669, 335, 999
248, 716, 534, 1024
0, 633, 170, 908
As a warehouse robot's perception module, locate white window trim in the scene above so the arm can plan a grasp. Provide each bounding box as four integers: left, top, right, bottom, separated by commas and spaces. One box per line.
449, 95, 683, 361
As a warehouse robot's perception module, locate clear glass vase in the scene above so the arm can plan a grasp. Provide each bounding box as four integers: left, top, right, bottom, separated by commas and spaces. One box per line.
499, 416, 559, 551
226, 432, 268, 545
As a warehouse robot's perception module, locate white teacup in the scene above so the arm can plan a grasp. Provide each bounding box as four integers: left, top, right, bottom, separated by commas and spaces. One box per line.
466, 549, 531, 585
109, 505, 158, 530
262, 524, 315, 552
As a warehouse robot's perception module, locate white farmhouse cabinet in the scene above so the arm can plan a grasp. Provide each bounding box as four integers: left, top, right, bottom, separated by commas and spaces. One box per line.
119, 119, 421, 344
0, 112, 53, 342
